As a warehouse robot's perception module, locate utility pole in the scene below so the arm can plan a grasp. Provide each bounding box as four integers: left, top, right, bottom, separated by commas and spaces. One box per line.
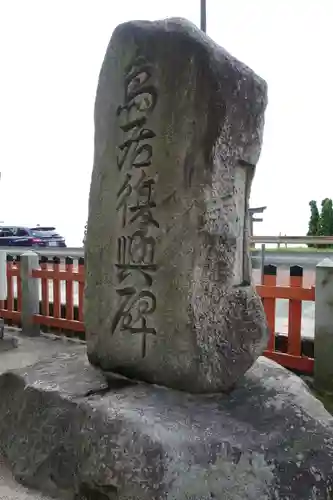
200, 0, 206, 33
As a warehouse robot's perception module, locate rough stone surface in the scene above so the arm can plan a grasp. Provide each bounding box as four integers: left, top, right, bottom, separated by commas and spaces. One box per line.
0, 351, 333, 499
85, 17, 268, 393
0, 328, 86, 375
0, 335, 18, 352
0, 455, 57, 500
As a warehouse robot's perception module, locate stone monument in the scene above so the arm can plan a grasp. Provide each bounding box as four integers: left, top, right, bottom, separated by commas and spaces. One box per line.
1, 18, 333, 500
85, 17, 269, 392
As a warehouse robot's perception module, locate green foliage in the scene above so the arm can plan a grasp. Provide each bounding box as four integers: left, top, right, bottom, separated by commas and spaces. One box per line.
83, 221, 87, 246
308, 198, 333, 248
307, 200, 320, 240
319, 198, 333, 236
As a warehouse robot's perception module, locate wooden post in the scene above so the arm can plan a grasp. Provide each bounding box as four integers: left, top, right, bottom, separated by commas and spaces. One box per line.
200, 0, 206, 32
249, 213, 254, 248
260, 244, 266, 284
0, 251, 6, 339
20, 251, 40, 336
314, 258, 333, 391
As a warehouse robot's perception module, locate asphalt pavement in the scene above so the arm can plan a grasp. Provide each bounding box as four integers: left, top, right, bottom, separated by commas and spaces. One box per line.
1, 246, 332, 270
0, 245, 333, 270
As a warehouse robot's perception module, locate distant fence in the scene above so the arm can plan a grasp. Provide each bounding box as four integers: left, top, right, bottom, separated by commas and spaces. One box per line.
252, 235, 333, 246
0, 255, 85, 335
33, 256, 85, 333
2, 249, 333, 390
0, 235, 333, 260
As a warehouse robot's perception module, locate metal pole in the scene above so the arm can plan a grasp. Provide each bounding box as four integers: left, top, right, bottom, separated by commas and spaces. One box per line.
200, 0, 206, 32
260, 243, 266, 285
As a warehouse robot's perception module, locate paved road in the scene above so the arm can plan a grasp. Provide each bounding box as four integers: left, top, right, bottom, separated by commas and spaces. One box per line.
2, 246, 333, 270
252, 250, 333, 270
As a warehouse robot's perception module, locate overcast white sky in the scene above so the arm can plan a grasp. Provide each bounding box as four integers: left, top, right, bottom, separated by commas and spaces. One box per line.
0, 0, 332, 245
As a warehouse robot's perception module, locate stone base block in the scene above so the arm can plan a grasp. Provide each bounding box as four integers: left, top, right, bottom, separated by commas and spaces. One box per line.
0, 352, 333, 499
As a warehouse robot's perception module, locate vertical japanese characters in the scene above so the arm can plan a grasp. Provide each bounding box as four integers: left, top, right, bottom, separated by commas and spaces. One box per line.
112, 55, 159, 358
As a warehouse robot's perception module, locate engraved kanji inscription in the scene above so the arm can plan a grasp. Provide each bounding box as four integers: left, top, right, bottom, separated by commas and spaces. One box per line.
113, 54, 159, 357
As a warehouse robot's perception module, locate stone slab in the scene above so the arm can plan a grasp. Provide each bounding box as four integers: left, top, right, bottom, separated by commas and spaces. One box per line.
0, 350, 333, 499
85, 17, 268, 393
0, 329, 85, 375
0, 455, 56, 500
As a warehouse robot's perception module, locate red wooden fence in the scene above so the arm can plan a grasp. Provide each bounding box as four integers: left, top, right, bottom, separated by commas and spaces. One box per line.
0, 256, 21, 324
0, 257, 315, 374
257, 264, 314, 374
32, 256, 85, 333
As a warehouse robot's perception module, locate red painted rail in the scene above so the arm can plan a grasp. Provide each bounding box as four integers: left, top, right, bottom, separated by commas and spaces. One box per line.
0, 256, 21, 324
32, 257, 85, 333
257, 264, 314, 374
0, 257, 315, 374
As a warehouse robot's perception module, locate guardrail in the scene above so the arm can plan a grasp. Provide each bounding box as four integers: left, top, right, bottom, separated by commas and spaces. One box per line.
0, 246, 84, 258
1, 236, 332, 259
2, 249, 333, 391
252, 235, 333, 245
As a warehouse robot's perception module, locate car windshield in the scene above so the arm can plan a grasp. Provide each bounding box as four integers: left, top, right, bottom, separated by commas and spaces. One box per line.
30, 228, 59, 238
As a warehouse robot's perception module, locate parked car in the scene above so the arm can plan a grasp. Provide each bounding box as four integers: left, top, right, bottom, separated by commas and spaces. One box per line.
0, 226, 66, 248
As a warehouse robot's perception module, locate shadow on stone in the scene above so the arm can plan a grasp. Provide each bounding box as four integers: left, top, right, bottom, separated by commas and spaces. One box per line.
86, 371, 139, 396
77, 482, 118, 500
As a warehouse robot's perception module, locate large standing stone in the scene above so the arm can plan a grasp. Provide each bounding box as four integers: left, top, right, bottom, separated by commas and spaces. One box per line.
85, 18, 268, 392
0, 352, 333, 499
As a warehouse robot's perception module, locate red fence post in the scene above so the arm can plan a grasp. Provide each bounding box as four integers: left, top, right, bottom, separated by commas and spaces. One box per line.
65, 257, 74, 321
52, 257, 61, 319
6, 255, 15, 315
288, 265, 303, 357
16, 255, 22, 313
78, 257, 84, 323
262, 264, 277, 351
40, 256, 50, 317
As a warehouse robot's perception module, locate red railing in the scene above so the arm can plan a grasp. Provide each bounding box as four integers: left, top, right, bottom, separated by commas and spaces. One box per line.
258, 264, 314, 373
32, 256, 85, 333
0, 257, 315, 373
0, 256, 21, 324
0, 256, 85, 334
